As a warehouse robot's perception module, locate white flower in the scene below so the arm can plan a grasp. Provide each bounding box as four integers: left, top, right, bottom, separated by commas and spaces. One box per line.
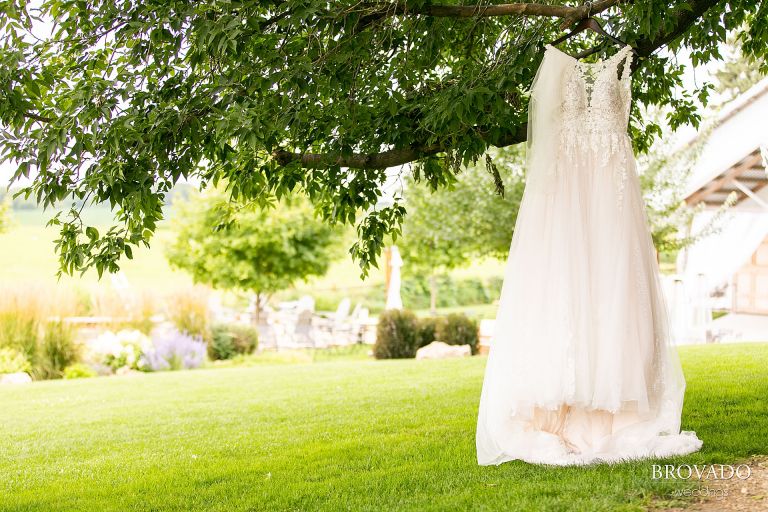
87, 331, 122, 357
85, 329, 151, 367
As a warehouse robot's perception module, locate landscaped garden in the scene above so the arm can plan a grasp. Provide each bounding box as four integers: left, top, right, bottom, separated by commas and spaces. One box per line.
1, 343, 766, 511
2, 1, 768, 510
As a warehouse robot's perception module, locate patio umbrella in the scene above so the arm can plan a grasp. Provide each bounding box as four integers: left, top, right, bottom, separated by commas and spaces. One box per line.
385, 246, 403, 310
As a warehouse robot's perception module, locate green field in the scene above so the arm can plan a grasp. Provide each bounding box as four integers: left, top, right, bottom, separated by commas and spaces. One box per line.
0, 206, 507, 317
1, 343, 766, 511
0, 209, 191, 292
0, 206, 387, 302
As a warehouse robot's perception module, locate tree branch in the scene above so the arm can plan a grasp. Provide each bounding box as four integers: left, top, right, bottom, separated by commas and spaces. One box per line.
275, 0, 722, 170
272, 122, 528, 169
349, 1, 619, 34
273, 143, 443, 169
356, 1, 618, 23
633, 0, 720, 59
23, 111, 54, 123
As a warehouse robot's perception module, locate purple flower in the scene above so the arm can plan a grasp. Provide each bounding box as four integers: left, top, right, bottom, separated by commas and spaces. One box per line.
140, 329, 206, 371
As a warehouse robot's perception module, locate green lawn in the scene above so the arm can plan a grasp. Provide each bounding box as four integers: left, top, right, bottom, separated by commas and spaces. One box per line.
1, 344, 766, 511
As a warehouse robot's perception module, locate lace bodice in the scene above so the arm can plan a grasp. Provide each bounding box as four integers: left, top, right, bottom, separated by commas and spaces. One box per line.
545, 44, 633, 157
525, 44, 636, 205
544, 44, 635, 206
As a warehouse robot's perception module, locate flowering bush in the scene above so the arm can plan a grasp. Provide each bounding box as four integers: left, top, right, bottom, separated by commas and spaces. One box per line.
140, 330, 206, 371
86, 330, 152, 372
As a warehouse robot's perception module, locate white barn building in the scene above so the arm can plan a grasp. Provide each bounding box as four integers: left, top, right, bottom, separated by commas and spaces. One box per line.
672, 77, 768, 343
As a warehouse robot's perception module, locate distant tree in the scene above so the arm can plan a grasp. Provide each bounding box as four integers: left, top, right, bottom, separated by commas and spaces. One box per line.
638, 123, 734, 256
167, 192, 339, 323
402, 126, 729, 309
713, 35, 767, 104
400, 148, 526, 313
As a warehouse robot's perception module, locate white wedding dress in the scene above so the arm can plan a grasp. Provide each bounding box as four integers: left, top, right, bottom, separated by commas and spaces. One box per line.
476, 44, 703, 466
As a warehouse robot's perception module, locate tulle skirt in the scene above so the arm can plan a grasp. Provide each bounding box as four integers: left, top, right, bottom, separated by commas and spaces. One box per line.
476, 141, 703, 466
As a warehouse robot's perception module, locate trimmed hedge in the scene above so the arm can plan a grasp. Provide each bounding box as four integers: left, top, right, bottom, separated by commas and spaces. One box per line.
375, 311, 479, 358
374, 310, 420, 359
209, 323, 259, 360
280, 275, 503, 314
416, 317, 441, 348
436, 313, 479, 354
401, 275, 502, 311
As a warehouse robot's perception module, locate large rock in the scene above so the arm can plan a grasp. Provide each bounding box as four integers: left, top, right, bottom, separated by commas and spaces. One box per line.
416, 341, 471, 360
116, 366, 142, 377
0, 372, 32, 384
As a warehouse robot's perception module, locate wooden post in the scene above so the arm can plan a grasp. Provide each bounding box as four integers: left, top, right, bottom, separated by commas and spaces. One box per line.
384, 246, 392, 305
429, 273, 437, 316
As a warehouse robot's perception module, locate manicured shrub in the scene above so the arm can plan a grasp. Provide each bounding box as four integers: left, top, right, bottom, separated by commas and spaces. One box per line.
374, 310, 420, 359
209, 325, 237, 360
436, 313, 479, 354
416, 317, 443, 348
209, 323, 259, 360
64, 363, 97, 379
229, 324, 258, 353
0, 347, 31, 374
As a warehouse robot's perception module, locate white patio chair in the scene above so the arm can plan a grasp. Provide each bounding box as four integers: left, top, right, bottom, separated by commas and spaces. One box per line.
289, 309, 315, 348
256, 319, 279, 350
297, 295, 315, 313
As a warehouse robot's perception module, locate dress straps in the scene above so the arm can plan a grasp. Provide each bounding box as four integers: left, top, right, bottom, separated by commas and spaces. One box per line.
619, 47, 633, 84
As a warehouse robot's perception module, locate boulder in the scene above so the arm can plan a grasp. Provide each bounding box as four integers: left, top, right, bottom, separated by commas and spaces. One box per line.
416, 341, 471, 360
0, 372, 32, 384
115, 366, 142, 377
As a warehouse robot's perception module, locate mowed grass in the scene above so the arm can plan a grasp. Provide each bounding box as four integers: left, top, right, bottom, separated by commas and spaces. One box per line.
1, 343, 766, 512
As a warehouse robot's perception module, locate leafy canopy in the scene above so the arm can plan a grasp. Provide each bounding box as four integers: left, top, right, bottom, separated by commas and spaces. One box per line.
400, 148, 526, 273
1, 0, 767, 277
166, 192, 338, 298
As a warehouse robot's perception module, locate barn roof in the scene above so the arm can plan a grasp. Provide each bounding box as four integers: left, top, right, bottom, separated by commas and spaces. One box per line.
683, 77, 768, 208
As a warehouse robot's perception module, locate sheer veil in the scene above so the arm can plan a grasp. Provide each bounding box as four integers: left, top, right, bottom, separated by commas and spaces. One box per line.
525, 48, 570, 195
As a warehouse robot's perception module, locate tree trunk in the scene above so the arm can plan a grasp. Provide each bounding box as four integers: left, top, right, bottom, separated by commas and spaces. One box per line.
430, 273, 438, 316
253, 291, 262, 326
